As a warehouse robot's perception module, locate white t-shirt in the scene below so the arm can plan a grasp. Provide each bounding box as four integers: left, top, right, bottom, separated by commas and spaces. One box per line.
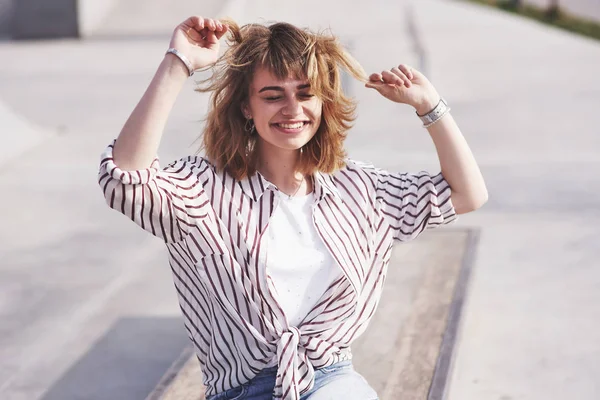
265, 190, 342, 328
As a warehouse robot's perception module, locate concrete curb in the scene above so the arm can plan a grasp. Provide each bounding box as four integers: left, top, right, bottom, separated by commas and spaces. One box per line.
145, 347, 198, 400
428, 229, 481, 400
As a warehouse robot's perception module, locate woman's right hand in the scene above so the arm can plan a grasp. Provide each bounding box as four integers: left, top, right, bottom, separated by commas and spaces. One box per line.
168, 16, 228, 71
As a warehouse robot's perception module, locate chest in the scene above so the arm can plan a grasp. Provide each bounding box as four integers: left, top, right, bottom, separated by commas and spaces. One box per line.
184, 181, 392, 293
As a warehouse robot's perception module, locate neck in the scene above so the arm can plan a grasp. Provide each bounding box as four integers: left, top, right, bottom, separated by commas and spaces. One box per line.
255, 139, 312, 197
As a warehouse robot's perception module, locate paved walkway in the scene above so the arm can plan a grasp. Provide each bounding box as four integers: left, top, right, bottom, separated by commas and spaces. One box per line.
0, 0, 599, 399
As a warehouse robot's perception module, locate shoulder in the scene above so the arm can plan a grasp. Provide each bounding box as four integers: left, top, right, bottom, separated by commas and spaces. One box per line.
320, 159, 382, 198
336, 158, 381, 188
343, 158, 379, 175
163, 155, 216, 177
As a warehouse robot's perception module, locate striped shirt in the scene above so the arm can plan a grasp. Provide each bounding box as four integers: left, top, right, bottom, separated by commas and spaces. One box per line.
98, 140, 457, 400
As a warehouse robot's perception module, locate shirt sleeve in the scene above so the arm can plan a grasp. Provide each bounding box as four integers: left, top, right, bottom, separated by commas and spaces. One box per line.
372, 166, 458, 241
97, 140, 211, 243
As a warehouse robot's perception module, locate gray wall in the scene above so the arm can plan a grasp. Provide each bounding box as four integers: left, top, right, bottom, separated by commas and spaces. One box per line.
0, 0, 117, 39
0, 0, 13, 38
13, 0, 78, 39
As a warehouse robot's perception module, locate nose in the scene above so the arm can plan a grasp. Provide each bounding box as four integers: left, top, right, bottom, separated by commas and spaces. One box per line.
281, 97, 302, 117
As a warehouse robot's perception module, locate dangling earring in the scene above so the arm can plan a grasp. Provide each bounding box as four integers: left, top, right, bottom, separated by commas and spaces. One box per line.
244, 118, 255, 134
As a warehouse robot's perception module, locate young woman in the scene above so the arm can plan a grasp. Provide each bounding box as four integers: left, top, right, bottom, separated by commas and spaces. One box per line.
98, 15, 487, 400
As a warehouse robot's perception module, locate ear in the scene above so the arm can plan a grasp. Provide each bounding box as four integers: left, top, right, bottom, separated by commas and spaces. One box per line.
241, 102, 251, 119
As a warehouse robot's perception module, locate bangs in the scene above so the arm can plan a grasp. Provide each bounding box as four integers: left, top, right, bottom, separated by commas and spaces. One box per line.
256, 23, 327, 98
260, 51, 308, 82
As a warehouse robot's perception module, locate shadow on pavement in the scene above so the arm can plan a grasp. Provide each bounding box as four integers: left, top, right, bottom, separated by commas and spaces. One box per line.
41, 317, 188, 400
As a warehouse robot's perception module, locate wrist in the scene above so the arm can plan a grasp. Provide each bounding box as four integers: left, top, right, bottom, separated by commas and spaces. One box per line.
414, 92, 441, 115
161, 54, 191, 82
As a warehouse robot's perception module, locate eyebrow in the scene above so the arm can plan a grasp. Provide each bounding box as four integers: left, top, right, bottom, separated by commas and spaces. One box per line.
258, 83, 311, 93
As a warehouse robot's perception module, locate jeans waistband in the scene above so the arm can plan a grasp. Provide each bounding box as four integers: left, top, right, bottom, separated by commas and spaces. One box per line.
255, 359, 352, 378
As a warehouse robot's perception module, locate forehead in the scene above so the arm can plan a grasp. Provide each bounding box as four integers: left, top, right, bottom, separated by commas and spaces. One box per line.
250, 66, 308, 92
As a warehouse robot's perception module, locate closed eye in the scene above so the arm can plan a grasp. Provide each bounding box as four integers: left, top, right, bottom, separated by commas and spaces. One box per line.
263, 93, 314, 102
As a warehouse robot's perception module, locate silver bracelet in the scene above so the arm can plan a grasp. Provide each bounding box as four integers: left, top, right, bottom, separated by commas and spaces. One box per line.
166, 48, 194, 76
416, 97, 451, 128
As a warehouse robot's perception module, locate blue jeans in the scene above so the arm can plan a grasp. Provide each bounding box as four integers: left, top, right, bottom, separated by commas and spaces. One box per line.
205, 360, 378, 400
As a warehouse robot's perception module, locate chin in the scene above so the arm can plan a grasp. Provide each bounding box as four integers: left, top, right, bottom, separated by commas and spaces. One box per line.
272, 137, 311, 151
260, 127, 317, 151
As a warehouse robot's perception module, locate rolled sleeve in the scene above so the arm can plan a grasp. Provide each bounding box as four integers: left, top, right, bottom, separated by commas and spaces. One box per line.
374, 168, 458, 242
98, 140, 210, 243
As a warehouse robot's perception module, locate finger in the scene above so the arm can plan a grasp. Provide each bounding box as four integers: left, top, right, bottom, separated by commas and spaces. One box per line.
215, 23, 228, 40
381, 70, 403, 86
365, 81, 384, 91
204, 29, 218, 44
195, 27, 207, 40
206, 18, 216, 31
185, 16, 205, 31
365, 81, 394, 99
368, 72, 383, 82
199, 25, 219, 40
398, 64, 414, 80
195, 16, 205, 30
215, 20, 227, 32
391, 67, 411, 87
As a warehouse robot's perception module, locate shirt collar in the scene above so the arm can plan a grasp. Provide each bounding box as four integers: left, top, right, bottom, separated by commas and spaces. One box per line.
313, 170, 341, 201
237, 169, 341, 202
237, 170, 275, 202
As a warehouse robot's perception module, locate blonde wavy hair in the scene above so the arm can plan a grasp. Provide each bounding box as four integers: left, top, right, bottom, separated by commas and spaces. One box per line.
196, 19, 367, 180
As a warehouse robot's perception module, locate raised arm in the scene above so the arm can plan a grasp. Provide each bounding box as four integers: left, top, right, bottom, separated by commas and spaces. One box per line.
365, 63, 488, 215
98, 16, 228, 243
113, 16, 228, 170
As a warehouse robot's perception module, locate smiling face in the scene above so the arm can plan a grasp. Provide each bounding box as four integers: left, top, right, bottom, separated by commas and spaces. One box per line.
245, 66, 323, 153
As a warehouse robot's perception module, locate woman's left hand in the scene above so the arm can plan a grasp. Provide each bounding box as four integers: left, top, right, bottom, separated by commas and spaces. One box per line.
365, 64, 440, 115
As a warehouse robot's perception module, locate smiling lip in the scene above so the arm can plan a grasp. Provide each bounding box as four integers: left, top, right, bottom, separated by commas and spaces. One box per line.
271, 121, 310, 134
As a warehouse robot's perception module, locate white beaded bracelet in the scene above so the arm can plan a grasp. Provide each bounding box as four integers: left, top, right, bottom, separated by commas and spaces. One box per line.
166, 48, 194, 77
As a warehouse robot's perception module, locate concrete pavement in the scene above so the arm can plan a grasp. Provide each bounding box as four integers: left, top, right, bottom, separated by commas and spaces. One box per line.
0, 100, 53, 167
0, 0, 599, 399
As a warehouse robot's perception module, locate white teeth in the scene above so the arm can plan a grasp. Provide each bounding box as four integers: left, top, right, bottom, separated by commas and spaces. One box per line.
278, 122, 304, 129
